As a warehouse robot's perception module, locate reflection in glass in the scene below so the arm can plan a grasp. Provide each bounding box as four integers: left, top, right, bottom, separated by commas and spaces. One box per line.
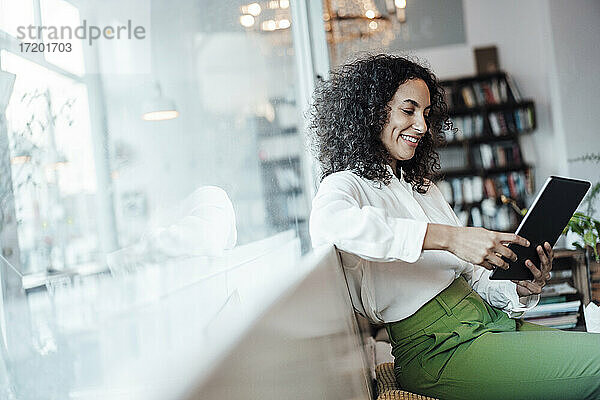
1, 50, 96, 276
0, 0, 35, 38
0, 1, 313, 397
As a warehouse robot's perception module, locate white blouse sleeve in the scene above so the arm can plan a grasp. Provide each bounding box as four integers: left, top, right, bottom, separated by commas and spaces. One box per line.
468, 265, 539, 317
309, 174, 428, 263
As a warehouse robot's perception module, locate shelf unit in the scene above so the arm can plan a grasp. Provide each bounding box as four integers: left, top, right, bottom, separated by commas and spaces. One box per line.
252, 99, 311, 252
436, 72, 536, 232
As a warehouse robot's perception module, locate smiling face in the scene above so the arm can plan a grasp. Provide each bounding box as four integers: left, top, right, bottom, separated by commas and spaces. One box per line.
380, 78, 431, 172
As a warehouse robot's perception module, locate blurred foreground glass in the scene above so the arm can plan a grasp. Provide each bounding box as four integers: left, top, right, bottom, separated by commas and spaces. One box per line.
0, 0, 311, 278
0, 0, 313, 397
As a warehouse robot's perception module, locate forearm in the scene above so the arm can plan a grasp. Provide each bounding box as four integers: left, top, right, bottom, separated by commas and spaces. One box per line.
423, 223, 456, 251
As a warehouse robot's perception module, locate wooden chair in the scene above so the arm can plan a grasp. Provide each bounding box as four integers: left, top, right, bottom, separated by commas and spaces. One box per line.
375, 363, 439, 400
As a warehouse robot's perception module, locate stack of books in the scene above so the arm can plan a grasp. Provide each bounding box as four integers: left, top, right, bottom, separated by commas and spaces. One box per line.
445, 76, 511, 109
472, 141, 523, 169
437, 171, 532, 206
488, 107, 535, 136
522, 276, 581, 330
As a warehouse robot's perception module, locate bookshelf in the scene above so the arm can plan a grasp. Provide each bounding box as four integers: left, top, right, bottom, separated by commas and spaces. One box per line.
253, 99, 311, 252
436, 72, 536, 232
522, 249, 591, 331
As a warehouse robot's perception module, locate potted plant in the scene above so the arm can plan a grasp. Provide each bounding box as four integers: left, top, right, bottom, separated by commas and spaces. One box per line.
562, 153, 600, 262
563, 153, 600, 304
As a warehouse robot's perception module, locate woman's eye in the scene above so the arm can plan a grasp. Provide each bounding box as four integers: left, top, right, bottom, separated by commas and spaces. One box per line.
402, 109, 414, 115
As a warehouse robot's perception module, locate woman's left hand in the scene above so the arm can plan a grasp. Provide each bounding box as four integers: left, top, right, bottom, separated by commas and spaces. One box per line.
512, 242, 554, 296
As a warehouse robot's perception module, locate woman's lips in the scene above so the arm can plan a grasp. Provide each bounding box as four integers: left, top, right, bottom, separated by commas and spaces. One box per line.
400, 134, 420, 147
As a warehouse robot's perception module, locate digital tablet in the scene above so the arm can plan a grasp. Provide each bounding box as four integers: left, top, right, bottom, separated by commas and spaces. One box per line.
489, 176, 591, 281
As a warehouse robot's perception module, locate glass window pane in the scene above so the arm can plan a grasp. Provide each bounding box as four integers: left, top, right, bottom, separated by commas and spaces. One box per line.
93, 0, 310, 255
40, 0, 86, 75
0, 0, 35, 38
0, 1, 312, 398
1, 50, 97, 275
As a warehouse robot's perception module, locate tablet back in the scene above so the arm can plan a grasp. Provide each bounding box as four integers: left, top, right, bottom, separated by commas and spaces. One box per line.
490, 176, 590, 281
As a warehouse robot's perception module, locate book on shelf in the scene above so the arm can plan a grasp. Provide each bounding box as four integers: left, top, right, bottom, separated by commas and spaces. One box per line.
472, 142, 523, 169
498, 78, 508, 102
538, 295, 569, 305
504, 73, 522, 102
438, 147, 468, 171
455, 209, 469, 226
488, 113, 502, 135
522, 300, 581, 319
444, 108, 533, 144
549, 269, 573, 280
438, 173, 530, 231
441, 73, 523, 109
525, 314, 579, 329
439, 172, 529, 207
470, 206, 483, 227
483, 178, 496, 198
480, 82, 495, 104
462, 178, 474, 203
523, 303, 581, 330
487, 107, 534, 136
461, 86, 477, 107
471, 82, 486, 105
446, 114, 486, 141
526, 286, 583, 330
496, 175, 510, 197
504, 110, 516, 132
542, 282, 578, 296
451, 179, 463, 205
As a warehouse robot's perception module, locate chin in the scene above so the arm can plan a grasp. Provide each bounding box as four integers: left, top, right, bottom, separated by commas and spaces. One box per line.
398, 151, 416, 161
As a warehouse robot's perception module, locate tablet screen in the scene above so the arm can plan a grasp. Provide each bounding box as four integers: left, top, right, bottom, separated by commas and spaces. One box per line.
489, 176, 590, 281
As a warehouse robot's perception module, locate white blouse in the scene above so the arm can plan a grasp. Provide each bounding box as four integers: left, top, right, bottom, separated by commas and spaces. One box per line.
309, 166, 538, 324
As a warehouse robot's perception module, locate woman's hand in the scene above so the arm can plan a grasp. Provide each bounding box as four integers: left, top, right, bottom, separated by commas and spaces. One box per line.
424, 224, 530, 270
512, 242, 554, 296
448, 226, 530, 270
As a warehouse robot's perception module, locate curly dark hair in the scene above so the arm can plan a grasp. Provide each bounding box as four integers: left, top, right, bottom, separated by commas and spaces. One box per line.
308, 54, 451, 193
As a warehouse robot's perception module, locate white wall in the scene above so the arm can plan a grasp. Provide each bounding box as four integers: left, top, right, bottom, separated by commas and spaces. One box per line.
401, 0, 600, 215
407, 0, 572, 196
546, 0, 600, 214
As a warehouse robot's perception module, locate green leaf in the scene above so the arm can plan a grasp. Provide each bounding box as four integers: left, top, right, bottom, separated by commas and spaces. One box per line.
568, 153, 600, 163
573, 242, 584, 250
570, 222, 585, 236
594, 220, 600, 237
584, 230, 596, 248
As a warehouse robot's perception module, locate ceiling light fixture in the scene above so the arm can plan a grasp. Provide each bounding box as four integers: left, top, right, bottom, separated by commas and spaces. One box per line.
240, 14, 256, 28
142, 83, 179, 121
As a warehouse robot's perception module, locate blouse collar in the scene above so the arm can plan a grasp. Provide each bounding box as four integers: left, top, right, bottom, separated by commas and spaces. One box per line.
385, 163, 403, 182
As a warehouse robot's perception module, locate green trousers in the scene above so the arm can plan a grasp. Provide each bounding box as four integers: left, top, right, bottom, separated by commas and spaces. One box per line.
386, 277, 600, 400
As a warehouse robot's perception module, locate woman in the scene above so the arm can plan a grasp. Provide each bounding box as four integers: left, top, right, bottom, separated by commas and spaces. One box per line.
308, 54, 600, 400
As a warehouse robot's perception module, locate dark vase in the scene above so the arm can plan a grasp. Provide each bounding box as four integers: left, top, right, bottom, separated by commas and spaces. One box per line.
588, 244, 600, 305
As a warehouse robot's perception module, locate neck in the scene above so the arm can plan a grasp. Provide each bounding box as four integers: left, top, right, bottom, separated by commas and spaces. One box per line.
389, 160, 400, 179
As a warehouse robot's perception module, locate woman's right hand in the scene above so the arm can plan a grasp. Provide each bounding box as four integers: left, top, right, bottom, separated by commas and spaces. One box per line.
446, 226, 530, 270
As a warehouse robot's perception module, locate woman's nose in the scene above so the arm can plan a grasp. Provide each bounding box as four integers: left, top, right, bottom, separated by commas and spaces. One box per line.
413, 114, 427, 133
